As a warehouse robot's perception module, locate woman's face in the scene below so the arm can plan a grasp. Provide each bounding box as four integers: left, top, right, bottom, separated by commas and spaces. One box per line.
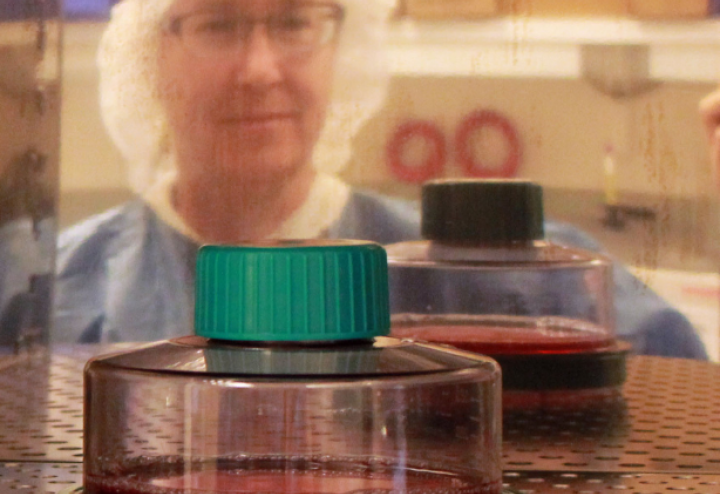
157, 0, 340, 183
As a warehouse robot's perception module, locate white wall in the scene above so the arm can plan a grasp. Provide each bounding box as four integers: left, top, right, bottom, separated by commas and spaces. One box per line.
348, 77, 717, 199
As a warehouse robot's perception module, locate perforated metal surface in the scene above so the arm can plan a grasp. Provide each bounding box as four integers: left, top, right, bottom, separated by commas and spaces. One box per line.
504, 357, 720, 474
0, 348, 717, 492
0, 345, 134, 463
502, 471, 720, 493
0, 462, 81, 493
0, 352, 84, 463
22, 471, 720, 494
51, 475, 720, 494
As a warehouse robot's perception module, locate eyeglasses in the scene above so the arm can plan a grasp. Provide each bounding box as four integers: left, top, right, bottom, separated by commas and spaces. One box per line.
163, 3, 345, 60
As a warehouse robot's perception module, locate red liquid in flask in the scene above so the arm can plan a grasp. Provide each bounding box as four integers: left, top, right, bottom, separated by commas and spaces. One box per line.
391, 316, 625, 411
392, 315, 613, 355
84, 456, 500, 494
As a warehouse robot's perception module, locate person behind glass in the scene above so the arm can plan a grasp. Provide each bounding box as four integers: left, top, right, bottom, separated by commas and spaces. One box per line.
55, 0, 416, 344
54, 0, 707, 360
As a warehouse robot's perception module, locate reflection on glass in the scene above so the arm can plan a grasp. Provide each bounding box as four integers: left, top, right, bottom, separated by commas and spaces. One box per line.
0, 0, 60, 354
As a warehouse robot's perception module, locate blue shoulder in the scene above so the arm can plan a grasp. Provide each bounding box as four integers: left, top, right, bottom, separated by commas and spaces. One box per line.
57, 200, 148, 277
544, 219, 707, 359
329, 189, 421, 244
53, 200, 150, 343
544, 219, 604, 252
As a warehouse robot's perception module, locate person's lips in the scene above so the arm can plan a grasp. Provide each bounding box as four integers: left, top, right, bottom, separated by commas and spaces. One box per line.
215, 113, 298, 136
219, 112, 298, 125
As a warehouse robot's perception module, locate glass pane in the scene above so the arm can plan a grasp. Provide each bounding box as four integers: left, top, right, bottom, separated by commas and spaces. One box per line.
0, 0, 60, 352
55, 1, 719, 362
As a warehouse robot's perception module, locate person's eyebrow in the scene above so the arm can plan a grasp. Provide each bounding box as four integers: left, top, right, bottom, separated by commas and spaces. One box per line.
172, 0, 238, 14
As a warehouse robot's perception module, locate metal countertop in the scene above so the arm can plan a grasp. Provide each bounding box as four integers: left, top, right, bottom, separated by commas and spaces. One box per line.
0, 347, 718, 493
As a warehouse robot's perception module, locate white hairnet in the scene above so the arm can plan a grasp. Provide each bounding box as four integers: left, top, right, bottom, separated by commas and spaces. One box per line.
98, 0, 397, 193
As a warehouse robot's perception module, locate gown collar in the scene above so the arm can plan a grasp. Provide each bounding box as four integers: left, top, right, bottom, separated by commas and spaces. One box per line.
142, 164, 351, 242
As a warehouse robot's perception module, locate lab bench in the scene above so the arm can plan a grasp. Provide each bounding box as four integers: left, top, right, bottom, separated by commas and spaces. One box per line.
0, 346, 718, 493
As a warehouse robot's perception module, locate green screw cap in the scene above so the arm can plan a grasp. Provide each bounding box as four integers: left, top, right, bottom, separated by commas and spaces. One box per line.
195, 240, 390, 342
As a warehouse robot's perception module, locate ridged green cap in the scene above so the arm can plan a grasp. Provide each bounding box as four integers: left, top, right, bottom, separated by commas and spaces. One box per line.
195, 241, 390, 341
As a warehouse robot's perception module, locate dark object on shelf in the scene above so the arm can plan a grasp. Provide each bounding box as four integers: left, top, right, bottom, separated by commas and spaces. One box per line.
602, 203, 656, 231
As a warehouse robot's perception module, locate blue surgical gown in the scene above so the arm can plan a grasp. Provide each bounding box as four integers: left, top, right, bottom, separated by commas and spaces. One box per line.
52, 190, 708, 359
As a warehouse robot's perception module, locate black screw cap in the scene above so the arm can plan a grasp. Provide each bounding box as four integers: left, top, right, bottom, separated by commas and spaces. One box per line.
421, 179, 545, 243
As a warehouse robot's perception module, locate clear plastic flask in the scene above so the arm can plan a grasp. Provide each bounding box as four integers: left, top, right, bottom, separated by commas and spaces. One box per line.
83, 240, 502, 494
387, 180, 629, 409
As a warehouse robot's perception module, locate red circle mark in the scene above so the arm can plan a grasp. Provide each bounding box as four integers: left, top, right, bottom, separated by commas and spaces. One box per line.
455, 110, 522, 178
386, 120, 446, 184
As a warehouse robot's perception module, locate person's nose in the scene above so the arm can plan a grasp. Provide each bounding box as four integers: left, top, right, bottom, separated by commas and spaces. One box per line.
236, 26, 283, 87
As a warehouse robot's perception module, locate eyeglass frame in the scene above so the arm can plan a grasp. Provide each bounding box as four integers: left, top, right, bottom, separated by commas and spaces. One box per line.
161, 2, 346, 61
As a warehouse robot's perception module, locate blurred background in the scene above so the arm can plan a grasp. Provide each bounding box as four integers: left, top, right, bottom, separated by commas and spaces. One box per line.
60, 0, 720, 359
